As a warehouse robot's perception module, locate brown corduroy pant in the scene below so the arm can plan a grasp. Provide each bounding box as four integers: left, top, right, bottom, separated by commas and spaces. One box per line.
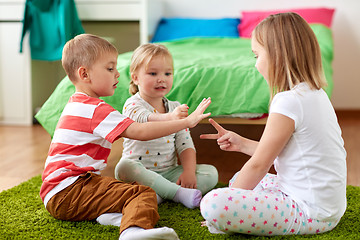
46, 172, 159, 234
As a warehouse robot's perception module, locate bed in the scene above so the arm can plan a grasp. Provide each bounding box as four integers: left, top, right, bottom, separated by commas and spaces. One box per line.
35, 7, 335, 137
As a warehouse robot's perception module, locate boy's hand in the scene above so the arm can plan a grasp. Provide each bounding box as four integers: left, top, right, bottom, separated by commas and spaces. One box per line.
171, 104, 189, 120
186, 98, 211, 128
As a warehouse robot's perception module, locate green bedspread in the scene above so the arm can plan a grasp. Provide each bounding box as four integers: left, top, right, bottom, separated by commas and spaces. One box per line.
35, 24, 333, 137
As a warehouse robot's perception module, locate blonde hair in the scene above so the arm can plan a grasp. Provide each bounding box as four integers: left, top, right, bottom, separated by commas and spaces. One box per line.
129, 43, 173, 95
252, 12, 327, 101
62, 34, 118, 81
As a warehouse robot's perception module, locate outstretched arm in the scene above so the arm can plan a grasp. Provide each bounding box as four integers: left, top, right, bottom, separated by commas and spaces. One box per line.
121, 98, 211, 140
200, 118, 258, 156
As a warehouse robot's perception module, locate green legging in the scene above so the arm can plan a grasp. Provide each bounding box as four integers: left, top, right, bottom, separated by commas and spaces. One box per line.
115, 158, 218, 199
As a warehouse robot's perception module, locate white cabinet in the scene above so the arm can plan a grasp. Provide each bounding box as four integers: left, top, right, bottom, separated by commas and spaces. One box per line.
0, 1, 32, 125
0, 0, 162, 126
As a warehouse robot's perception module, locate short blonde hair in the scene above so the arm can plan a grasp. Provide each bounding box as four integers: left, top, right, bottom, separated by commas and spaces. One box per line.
129, 43, 173, 95
62, 34, 118, 81
252, 12, 327, 100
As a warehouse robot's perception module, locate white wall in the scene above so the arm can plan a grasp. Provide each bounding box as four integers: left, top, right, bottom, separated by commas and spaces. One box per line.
159, 0, 360, 110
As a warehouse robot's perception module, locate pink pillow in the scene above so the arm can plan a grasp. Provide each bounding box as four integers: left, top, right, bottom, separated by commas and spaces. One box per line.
238, 8, 335, 38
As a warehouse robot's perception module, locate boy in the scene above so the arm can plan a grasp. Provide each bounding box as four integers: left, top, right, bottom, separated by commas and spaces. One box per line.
40, 34, 211, 240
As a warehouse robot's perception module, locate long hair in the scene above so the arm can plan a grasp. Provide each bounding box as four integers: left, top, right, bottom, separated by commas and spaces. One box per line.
252, 12, 327, 100
129, 43, 173, 95
62, 34, 118, 81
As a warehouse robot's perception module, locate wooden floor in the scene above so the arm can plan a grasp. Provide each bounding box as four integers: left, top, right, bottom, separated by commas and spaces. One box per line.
0, 110, 359, 192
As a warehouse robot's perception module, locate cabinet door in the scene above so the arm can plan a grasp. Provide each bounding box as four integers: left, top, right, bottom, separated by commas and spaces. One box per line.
0, 22, 32, 125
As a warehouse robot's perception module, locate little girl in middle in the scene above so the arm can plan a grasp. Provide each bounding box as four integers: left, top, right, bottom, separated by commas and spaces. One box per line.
115, 43, 218, 209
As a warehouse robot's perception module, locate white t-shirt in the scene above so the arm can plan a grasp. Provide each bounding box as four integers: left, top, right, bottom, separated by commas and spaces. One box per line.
121, 93, 195, 172
270, 82, 347, 221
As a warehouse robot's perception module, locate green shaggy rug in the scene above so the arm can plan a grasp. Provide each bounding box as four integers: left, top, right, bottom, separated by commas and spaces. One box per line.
0, 175, 359, 240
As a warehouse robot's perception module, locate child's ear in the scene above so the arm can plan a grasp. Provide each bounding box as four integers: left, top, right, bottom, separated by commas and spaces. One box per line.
78, 67, 90, 82
131, 73, 139, 85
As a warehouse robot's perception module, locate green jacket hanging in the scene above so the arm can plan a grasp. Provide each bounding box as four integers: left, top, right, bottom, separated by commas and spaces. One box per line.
20, 0, 85, 61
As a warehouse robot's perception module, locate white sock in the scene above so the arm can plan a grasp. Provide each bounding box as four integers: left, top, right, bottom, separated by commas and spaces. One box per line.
119, 226, 179, 240
156, 194, 164, 205
96, 213, 123, 227
173, 187, 202, 209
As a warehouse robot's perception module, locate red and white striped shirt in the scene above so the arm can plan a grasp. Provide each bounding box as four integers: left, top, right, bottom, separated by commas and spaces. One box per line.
40, 93, 134, 205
